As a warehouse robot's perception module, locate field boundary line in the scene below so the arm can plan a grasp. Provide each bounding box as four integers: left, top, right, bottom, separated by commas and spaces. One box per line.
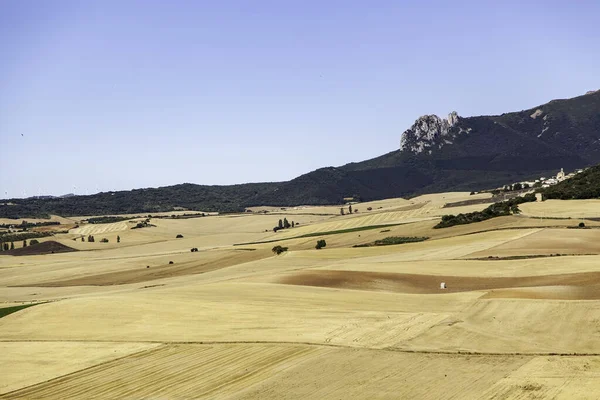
1, 339, 599, 357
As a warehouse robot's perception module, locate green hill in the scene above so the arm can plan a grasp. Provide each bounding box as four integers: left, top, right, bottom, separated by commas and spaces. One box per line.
542, 165, 600, 200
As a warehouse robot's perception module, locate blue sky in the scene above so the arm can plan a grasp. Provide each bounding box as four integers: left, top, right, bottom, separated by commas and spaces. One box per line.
1, 0, 598, 198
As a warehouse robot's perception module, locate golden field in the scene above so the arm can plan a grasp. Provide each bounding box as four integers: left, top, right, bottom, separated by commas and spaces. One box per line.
1, 191, 599, 399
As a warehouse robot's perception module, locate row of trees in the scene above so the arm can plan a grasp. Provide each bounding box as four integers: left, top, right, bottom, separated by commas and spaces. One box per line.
273, 218, 296, 232
340, 205, 358, 215
0, 239, 40, 251
81, 235, 119, 243
272, 239, 327, 255
435, 193, 537, 228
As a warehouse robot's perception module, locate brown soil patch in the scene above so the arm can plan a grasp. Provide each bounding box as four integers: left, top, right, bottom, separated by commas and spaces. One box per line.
17, 249, 271, 287
278, 270, 600, 296
2, 241, 77, 256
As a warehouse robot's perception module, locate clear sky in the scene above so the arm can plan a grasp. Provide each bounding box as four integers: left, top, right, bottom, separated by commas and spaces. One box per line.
1, 0, 598, 198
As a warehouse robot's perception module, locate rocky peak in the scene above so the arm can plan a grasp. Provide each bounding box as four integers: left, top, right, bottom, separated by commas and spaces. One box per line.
400, 111, 466, 154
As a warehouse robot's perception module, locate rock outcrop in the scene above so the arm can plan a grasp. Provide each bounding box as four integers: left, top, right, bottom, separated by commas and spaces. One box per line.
400, 111, 465, 154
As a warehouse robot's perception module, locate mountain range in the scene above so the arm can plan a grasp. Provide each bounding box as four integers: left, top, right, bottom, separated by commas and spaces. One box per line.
1, 90, 599, 218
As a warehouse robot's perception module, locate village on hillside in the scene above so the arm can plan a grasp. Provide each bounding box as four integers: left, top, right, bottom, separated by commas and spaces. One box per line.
493, 167, 586, 193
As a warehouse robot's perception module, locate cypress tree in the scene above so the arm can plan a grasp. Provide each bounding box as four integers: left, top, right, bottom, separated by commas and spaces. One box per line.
10, 242, 15, 250
23, 240, 27, 247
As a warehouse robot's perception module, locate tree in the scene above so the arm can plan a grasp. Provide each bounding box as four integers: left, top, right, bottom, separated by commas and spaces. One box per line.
81, 236, 85, 242
23, 240, 27, 247
315, 239, 326, 250
272, 245, 288, 255
349, 204, 353, 214
100, 238, 109, 243
117, 235, 121, 243
30, 239, 39, 245
579, 222, 586, 228
283, 218, 291, 229
176, 234, 184, 238
340, 208, 345, 216
3, 243, 8, 251
291, 221, 295, 228
10, 242, 15, 250
278, 219, 283, 229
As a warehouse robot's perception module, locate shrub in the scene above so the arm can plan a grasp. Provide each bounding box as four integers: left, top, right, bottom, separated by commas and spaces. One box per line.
190, 247, 199, 252
176, 234, 184, 238
353, 236, 429, 247
579, 222, 585, 228
367, 207, 372, 211
30, 239, 39, 245
434, 194, 537, 229
169, 261, 174, 264
315, 239, 326, 250
100, 238, 109, 243
272, 245, 288, 255
87, 216, 130, 224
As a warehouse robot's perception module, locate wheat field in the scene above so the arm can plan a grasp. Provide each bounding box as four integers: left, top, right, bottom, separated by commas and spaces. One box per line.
1, 192, 599, 399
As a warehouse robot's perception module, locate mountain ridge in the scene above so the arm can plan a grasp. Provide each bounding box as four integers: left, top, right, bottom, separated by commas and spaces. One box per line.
1, 91, 598, 218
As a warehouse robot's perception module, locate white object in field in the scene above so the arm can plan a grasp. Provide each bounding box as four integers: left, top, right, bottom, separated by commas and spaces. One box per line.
440, 282, 447, 289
